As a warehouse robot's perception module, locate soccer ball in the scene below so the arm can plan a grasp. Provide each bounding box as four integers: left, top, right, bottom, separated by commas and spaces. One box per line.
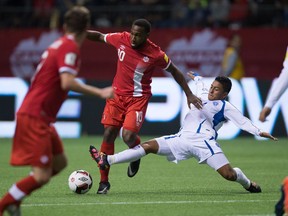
68, 170, 93, 194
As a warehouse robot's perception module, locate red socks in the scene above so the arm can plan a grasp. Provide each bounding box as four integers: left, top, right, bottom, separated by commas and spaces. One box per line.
99, 136, 141, 183
100, 142, 115, 182
0, 175, 41, 212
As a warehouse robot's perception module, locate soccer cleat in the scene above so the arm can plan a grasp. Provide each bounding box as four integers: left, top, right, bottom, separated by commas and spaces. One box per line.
127, 159, 141, 178
6, 204, 21, 216
245, 181, 262, 193
97, 181, 111, 194
89, 145, 110, 170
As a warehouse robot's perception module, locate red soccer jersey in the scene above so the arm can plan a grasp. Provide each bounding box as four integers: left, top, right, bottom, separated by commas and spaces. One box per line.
105, 31, 171, 97
17, 35, 81, 123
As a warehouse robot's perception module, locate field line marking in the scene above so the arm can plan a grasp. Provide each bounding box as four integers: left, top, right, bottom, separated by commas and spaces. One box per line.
23, 199, 277, 207
228, 215, 274, 216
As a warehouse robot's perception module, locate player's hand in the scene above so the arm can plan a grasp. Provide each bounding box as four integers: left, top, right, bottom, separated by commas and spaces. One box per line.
259, 131, 278, 141
100, 86, 114, 99
188, 94, 202, 109
259, 107, 271, 122
187, 71, 199, 80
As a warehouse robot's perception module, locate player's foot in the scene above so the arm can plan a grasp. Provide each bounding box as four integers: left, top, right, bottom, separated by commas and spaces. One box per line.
89, 145, 110, 170
97, 181, 111, 194
127, 159, 141, 178
246, 182, 262, 193
6, 204, 21, 216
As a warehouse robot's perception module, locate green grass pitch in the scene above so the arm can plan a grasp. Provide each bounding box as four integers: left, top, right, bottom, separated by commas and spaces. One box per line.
0, 136, 287, 216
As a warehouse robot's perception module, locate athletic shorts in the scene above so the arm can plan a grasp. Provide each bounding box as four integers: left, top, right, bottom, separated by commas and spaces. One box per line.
101, 93, 151, 133
10, 114, 64, 168
156, 133, 229, 170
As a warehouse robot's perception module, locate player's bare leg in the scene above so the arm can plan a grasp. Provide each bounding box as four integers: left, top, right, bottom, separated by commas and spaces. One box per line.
217, 164, 261, 193
122, 129, 142, 177
89, 139, 158, 169
0, 167, 51, 216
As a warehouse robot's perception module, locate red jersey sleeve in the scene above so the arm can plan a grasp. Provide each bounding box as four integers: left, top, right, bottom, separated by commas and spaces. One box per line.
155, 50, 171, 70
56, 38, 81, 76
18, 36, 82, 123
104, 32, 123, 47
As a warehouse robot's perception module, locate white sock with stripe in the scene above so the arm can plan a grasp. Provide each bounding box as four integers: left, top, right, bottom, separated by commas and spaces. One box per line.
234, 167, 251, 189
107, 145, 146, 165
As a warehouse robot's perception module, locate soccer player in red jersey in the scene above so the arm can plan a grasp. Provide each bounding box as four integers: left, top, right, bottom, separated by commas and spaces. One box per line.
275, 177, 288, 216
87, 19, 202, 194
0, 6, 113, 216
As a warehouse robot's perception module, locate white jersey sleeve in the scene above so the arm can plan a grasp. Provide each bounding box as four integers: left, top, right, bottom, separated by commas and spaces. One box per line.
264, 46, 288, 108
224, 102, 262, 136
180, 99, 262, 139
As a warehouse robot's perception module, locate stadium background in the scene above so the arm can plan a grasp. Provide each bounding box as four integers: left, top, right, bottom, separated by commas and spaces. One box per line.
1, 0, 288, 138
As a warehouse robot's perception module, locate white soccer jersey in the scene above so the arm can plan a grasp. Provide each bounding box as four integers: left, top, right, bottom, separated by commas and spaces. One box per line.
180, 76, 262, 139
264, 46, 288, 109
156, 76, 263, 164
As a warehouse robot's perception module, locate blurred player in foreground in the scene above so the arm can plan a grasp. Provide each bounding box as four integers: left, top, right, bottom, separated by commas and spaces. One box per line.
259, 46, 288, 122
89, 72, 277, 193
0, 6, 113, 216
86, 19, 202, 194
275, 177, 288, 216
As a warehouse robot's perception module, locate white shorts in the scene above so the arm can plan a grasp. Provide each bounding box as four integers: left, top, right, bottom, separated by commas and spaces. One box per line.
156, 133, 229, 170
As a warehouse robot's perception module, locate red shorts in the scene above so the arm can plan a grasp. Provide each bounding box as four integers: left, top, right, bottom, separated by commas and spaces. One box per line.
10, 114, 64, 168
101, 94, 151, 133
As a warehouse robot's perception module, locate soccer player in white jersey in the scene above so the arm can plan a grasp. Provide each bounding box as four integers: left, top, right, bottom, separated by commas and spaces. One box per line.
90, 72, 277, 193
259, 46, 288, 122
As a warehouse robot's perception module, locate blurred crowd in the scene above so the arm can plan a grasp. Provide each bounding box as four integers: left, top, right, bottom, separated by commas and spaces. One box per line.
0, 0, 288, 29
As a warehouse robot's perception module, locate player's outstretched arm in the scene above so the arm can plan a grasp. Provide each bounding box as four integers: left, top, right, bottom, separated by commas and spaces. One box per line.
166, 64, 202, 109
259, 131, 278, 141
86, 30, 105, 42
60, 72, 113, 99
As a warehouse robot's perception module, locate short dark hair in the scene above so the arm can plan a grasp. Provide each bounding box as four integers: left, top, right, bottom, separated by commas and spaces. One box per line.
215, 76, 232, 93
132, 19, 151, 34
64, 6, 90, 34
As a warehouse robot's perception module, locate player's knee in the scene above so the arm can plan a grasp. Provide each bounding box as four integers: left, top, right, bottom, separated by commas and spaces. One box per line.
54, 159, 67, 174
122, 132, 137, 147
141, 142, 156, 154
34, 172, 52, 185
103, 127, 119, 142
52, 154, 68, 174
60, 156, 68, 170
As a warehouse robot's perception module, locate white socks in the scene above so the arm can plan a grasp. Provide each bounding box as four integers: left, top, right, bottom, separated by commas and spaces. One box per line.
107, 145, 146, 165
233, 167, 251, 189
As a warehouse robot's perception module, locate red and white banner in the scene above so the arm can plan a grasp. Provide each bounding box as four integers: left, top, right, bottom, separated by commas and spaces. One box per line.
0, 28, 288, 80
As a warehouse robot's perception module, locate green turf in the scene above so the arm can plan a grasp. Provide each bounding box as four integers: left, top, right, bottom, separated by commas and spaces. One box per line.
0, 136, 287, 216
